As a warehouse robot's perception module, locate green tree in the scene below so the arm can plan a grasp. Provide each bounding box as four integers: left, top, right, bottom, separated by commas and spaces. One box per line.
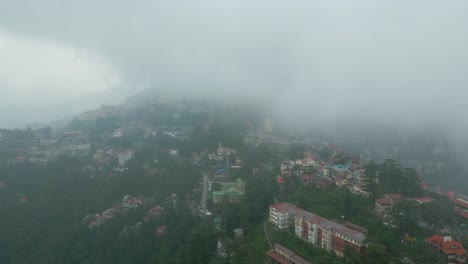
420, 199, 454, 230
378, 159, 401, 193
363, 161, 379, 201
343, 245, 361, 264
400, 168, 423, 197
364, 244, 389, 264
392, 200, 419, 233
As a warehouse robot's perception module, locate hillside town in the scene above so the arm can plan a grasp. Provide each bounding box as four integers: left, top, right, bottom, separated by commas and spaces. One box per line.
0, 100, 467, 264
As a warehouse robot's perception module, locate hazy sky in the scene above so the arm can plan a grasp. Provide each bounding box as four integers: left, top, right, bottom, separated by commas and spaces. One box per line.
0, 0, 467, 131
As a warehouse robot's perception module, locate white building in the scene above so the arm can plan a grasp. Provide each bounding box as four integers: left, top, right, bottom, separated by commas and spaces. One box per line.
113, 129, 124, 138
118, 150, 134, 166
269, 203, 298, 229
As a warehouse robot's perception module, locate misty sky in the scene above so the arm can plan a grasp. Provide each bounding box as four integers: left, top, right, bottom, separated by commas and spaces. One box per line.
0, 0, 467, 132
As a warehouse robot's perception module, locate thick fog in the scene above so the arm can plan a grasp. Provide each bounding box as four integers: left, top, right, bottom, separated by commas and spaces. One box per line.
0, 0, 467, 134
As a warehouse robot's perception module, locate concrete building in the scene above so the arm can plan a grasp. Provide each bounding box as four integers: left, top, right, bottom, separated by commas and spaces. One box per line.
375, 193, 402, 224
269, 203, 366, 257
269, 203, 299, 229
118, 150, 134, 166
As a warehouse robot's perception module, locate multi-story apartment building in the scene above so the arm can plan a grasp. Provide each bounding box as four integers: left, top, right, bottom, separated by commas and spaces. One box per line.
269, 203, 299, 229
270, 203, 366, 257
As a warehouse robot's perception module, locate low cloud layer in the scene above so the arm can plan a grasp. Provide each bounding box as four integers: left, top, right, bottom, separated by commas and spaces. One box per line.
0, 28, 122, 102
0, 0, 467, 134
0, 27, 122, 127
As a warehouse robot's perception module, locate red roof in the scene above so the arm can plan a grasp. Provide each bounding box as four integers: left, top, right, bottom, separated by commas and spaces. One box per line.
156, 225, 168, 237
274, 243, 296, 257
409, 196, 433, 204
386, 193, 403, 200
266, 250, 293, 264
376, 198, 392, 205
421, 182, 428, 190
426, 235, 466, 256
454, 198, 468, 209
292, 255, 312, 264
270, 203, 299, 213
454, 207, 468, 219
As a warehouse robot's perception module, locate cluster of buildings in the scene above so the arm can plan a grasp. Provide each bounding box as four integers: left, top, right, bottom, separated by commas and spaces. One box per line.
90, 147, 136, 175
204, 144, 247, 205
188, 143, 243, 170
277, 145, 370, 198
117, 205, 166, 239
83, 207, 120, 229
269, 203, 367, 257
273, 146, 468, 262
4, 130, 92, 166
1, 103, 201, 177
216, 228, 245, 259
144, 205, 163, 220
243, 118, 313, 150
122, 195, 147, 208
2, 126, 135, 175
83, 195, 151, 229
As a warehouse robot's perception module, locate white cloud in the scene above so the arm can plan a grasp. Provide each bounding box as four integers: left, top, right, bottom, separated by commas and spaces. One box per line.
0, 27, 122, 106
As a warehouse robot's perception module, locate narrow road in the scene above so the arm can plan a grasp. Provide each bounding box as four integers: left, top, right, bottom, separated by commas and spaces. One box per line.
264, 221, 273, 249
200, 172, 208, 213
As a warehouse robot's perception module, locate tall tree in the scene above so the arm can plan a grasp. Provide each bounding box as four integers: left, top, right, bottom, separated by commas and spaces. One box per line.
378, 159, 402, 193
400, 168, 423, 197
363, 161, 379, 201
392, 200, 419, 233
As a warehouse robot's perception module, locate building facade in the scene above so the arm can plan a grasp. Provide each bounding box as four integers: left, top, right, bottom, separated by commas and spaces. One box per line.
269, 203, 298, 229
270, 203, 366, 257
118, 150, 134, 166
